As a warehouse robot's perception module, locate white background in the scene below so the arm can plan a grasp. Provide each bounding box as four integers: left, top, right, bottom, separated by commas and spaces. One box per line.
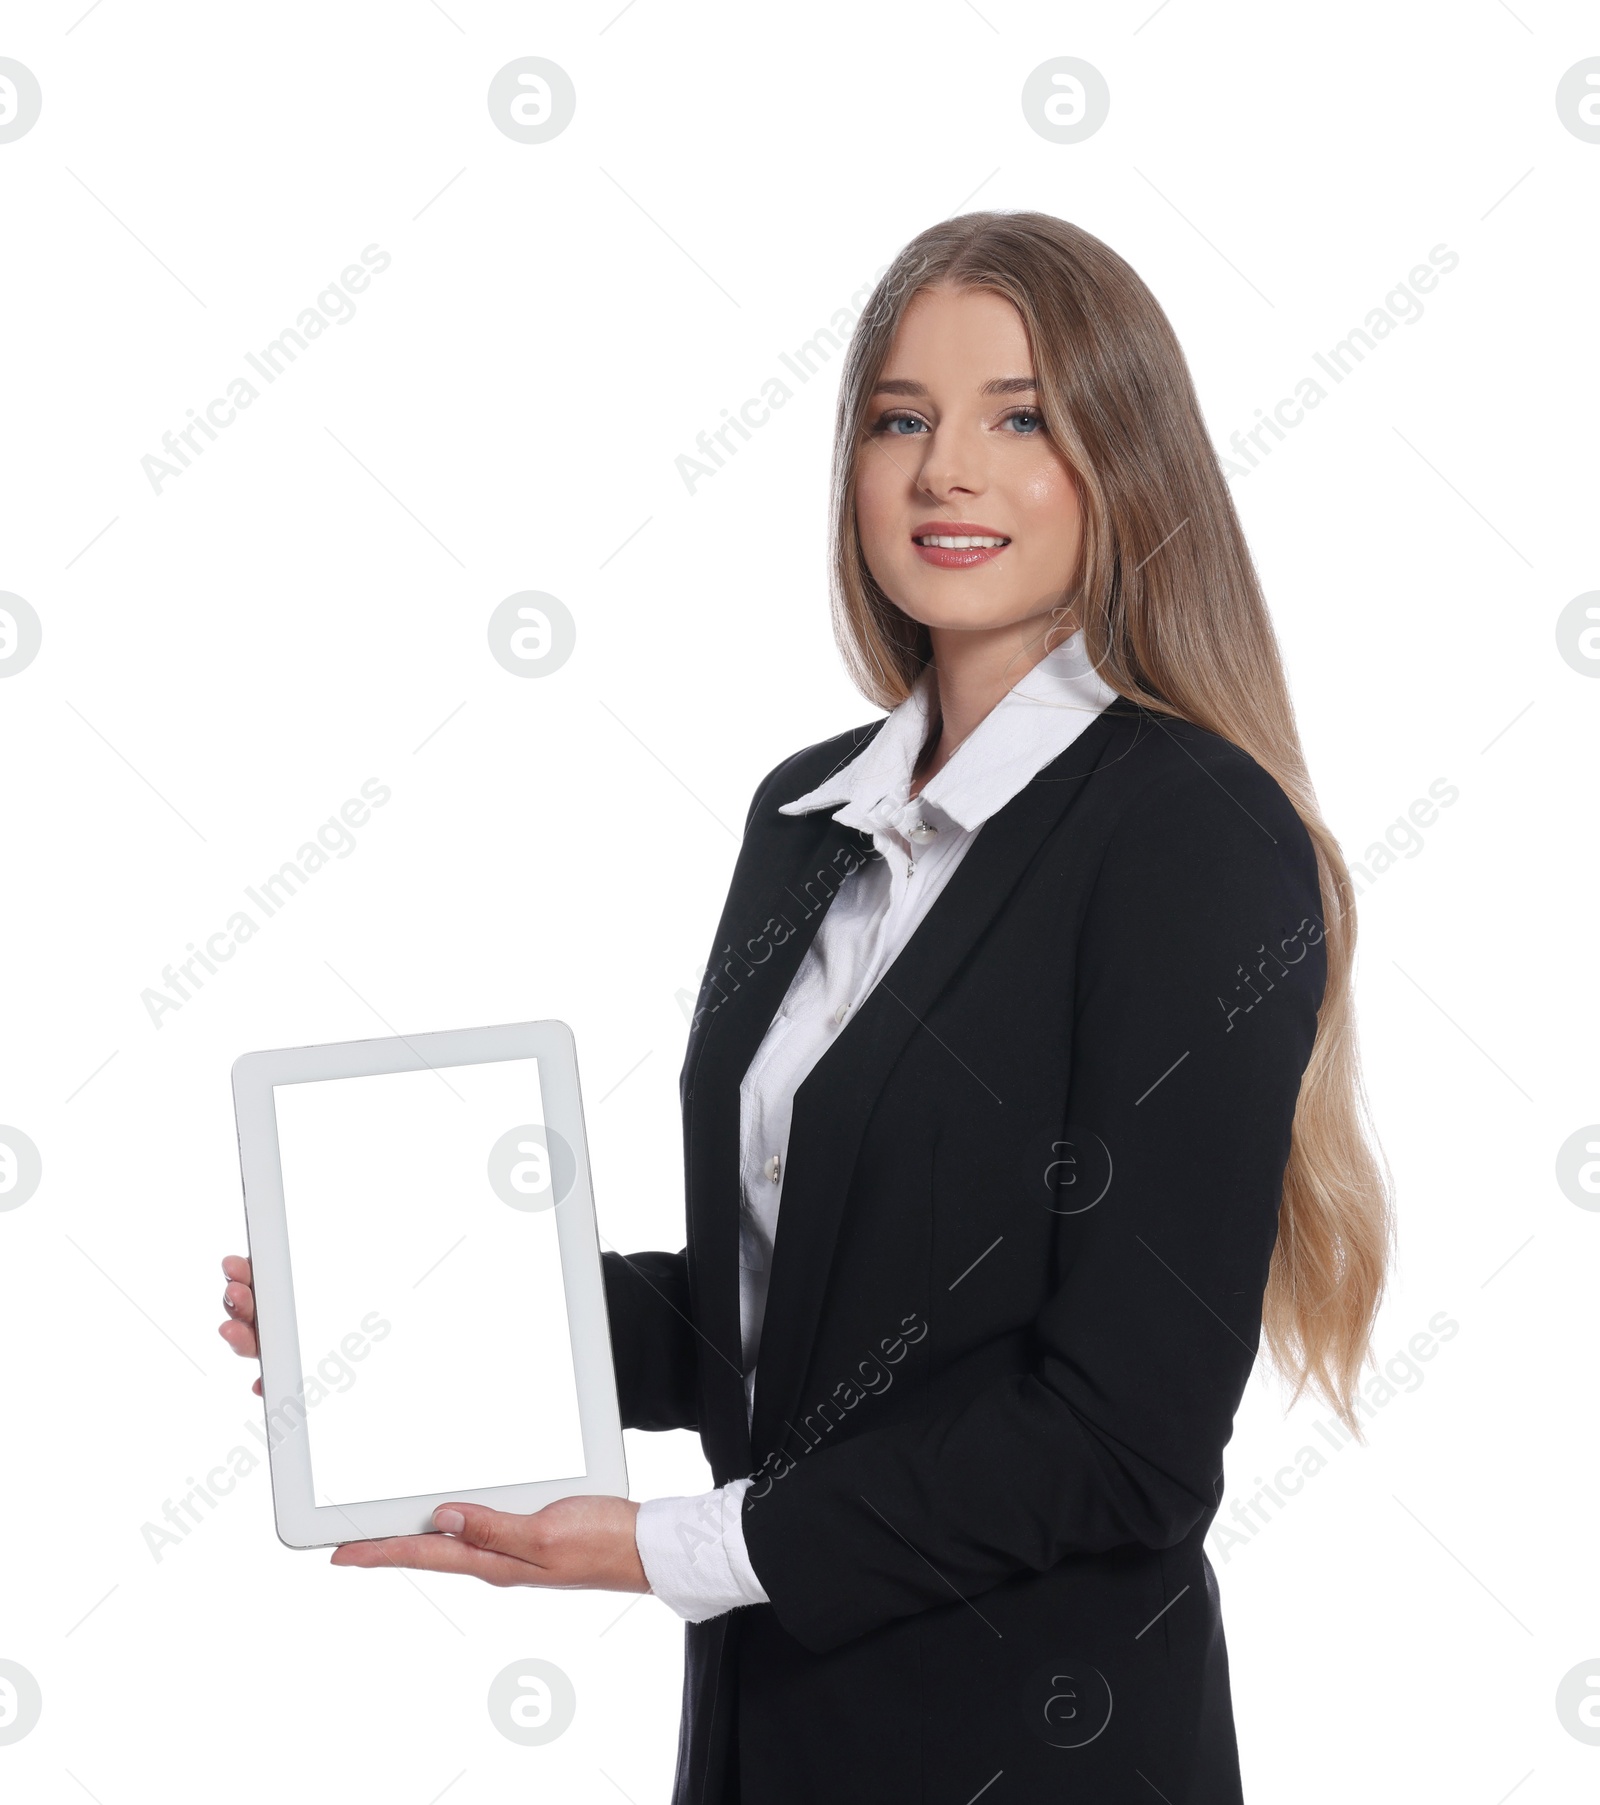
0, 1, 1594, 1800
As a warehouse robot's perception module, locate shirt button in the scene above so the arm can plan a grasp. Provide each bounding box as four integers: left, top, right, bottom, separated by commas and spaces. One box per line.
765, 1154, 781, 1184
833, 1004, 849, 1025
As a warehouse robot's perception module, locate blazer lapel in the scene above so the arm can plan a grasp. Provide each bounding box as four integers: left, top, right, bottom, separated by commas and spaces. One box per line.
681, 803, 880, 1478
747, 703, 1141, 1461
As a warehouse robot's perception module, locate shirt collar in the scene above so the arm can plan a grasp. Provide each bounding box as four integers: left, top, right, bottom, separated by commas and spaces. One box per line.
779, 630, 1118, 837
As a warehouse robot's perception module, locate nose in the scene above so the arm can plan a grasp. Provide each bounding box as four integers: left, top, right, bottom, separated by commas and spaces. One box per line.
910, 418, 986, 506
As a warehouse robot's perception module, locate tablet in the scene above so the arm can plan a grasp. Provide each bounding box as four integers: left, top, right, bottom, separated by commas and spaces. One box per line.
231, 1019, 627, 1549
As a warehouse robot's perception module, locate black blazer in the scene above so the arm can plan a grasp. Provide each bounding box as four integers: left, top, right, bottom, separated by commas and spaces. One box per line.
603, 696, 1327, 1805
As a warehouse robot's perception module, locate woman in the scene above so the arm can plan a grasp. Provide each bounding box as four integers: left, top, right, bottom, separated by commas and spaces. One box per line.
220, 210, 1391, 1803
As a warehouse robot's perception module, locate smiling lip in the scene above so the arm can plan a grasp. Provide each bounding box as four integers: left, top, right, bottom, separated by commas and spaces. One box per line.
910, 520, 1011, 569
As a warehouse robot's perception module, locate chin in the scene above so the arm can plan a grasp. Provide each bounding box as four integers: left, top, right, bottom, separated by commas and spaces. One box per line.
896, 595, 1038, 636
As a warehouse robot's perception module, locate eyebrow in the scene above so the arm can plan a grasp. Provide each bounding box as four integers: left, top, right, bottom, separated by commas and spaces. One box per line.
871, 375, 1038, 397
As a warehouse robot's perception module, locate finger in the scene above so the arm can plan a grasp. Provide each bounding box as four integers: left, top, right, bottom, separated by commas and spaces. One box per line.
222, 1279, 256, 1325
329, 1534, 539, 1588
221, 1254, 253, 1286
441, 1501, 552, 1565
252, 1377, 262, 1396
218, 1317, 257, 1355
218, 1317, 258, 1358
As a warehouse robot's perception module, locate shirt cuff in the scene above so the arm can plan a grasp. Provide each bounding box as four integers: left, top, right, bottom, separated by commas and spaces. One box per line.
634, 1478, 768, 1622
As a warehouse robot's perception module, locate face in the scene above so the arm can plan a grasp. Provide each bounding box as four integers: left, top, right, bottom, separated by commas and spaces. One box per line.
854, 283, 1085, 645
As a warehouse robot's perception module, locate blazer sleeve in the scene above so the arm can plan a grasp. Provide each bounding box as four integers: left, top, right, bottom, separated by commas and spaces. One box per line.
602, 1249, 699, 1432
738, 753, 1329, 1652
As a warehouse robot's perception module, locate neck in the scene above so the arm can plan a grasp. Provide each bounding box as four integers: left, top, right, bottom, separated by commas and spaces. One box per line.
911, 613, 1075, 795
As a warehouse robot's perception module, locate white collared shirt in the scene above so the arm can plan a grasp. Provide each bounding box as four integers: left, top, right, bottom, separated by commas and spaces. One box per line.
634, 631, 1118, 1621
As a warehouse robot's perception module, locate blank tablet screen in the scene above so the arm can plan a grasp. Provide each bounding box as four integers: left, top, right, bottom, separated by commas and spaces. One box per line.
270, 1055, 586, 1508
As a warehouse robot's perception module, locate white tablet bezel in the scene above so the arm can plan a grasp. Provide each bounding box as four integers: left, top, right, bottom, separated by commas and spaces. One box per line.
231, 1018, 627, 1550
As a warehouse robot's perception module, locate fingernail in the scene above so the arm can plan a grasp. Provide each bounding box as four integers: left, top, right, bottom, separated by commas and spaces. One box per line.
434, 1508, 465, 1534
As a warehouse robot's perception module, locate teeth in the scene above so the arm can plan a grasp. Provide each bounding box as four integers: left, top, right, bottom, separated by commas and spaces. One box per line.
916, 535, 1008, 549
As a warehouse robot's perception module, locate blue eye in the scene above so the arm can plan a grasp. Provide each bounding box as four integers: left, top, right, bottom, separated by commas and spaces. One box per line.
869, 407, 1045, 436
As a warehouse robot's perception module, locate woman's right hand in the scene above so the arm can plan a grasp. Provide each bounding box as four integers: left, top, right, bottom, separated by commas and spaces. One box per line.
219, 1254, 263, 1397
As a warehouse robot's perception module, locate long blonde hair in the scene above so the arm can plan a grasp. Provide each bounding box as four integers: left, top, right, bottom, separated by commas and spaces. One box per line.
829, 210, 1393, 1438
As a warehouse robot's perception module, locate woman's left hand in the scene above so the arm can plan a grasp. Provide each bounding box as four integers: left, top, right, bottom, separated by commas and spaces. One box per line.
330, 1494, 648, 1593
